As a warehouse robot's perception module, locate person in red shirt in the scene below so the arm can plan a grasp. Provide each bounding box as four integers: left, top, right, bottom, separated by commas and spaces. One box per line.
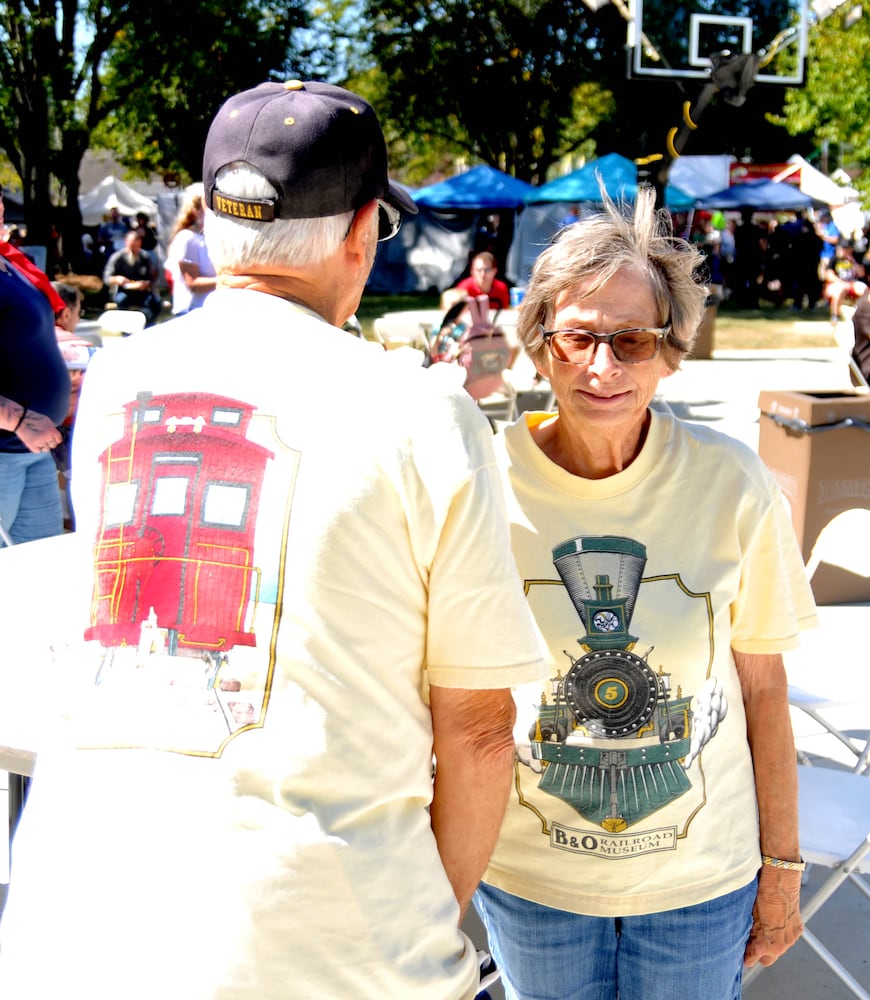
454, 251, 510, 310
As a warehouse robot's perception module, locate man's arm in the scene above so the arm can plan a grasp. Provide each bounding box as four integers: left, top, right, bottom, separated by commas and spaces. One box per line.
0, 395, 63, 453
103, 251, 124, 289
734, 650, 804, 967
429, 684, 517, 919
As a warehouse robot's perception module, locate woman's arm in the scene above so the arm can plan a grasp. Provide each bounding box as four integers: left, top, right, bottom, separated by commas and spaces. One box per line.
178, 260, 217, 294
734, 649, 804, 967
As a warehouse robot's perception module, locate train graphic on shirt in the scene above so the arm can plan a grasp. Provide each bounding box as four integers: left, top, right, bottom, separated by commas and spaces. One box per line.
523, 535, 726, 832
82, 390, 282, 742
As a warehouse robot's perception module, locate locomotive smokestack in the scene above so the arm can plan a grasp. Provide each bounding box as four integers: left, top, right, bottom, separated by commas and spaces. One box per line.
552, 536, 647, 631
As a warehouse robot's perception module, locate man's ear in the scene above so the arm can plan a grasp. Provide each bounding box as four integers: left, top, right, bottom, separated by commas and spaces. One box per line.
344, 200, 378, 259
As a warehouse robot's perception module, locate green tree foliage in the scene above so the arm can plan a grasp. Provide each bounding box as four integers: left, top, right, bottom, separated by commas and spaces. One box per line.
0, 0, 306, 263
360, 0, 620, 183
774, 7, 870, 201
94, 0, 309, 184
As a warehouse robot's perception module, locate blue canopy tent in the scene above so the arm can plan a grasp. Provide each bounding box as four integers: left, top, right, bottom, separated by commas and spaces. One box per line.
526, 153, 637, 204
508, 154, 695, 286
413, 164, 535, 209
694, 178, 815, 211
367, 165, 537, 294
526, 152, 693, 209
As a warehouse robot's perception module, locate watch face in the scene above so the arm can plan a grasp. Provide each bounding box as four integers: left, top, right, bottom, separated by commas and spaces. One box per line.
592, 609, 621, 632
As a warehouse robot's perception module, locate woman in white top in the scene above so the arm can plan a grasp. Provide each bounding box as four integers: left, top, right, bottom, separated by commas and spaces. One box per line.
165, 183, 216, 315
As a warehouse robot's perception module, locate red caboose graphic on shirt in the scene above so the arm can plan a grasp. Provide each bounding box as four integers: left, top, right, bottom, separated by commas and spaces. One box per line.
85, 391, 274, 656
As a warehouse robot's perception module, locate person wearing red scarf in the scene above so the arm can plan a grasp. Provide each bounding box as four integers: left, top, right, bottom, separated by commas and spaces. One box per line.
0, 184, 70, 544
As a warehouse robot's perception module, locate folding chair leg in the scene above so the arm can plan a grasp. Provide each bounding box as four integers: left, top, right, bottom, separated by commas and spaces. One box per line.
801, 835, 870, 923
793, 837, 870, 999
800, 928, 870, 1000
800, 706, 869, 761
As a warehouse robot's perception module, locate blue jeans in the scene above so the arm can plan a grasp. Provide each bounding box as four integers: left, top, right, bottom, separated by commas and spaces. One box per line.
0, 450, 64, 545
474, 879, 756, 1000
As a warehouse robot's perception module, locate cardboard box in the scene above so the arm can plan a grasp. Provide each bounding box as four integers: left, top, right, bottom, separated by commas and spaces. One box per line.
757, 389, 870, 605
690, 304, 716, 360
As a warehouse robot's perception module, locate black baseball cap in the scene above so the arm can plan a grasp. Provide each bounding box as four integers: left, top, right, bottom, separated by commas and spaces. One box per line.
203, 80, 417, 223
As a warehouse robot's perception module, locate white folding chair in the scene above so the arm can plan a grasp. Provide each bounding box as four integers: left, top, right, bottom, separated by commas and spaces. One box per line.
790, 683, 870, 775
372, 313, 432, 352
744, 764, 870, 997
787, 513, 870, 774
744, 765, 870, 998
832, 313, 870, 391
805, 508, 870, 588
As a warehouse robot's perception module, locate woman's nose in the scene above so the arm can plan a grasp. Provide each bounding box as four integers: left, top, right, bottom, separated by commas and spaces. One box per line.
587, 341, 620, 376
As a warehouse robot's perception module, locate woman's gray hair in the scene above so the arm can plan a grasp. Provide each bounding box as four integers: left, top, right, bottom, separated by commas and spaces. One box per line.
518, 185, 708, 370
204, 162, 355, 272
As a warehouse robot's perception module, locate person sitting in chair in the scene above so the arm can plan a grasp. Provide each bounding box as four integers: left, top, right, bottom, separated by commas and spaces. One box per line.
103, 230, 162, 324
448, 251, 511, 311
823, 240, 866, 326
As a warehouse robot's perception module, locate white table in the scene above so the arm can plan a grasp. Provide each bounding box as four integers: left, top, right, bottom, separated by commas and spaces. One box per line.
0, 533, 82, 847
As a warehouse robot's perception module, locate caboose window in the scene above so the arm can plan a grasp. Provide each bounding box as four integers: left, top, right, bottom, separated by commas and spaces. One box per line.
202, 482, 249, 528
152, 476, 189, 516
211, 408, 243, 426
141, 407, 164, 424
104, 482, 138, 526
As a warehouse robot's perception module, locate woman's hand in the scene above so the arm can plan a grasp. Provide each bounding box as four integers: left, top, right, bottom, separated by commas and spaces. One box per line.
744, 866, 803, 967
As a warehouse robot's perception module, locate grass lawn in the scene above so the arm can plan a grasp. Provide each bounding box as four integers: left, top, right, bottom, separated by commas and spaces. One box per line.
357, 293, 841, 352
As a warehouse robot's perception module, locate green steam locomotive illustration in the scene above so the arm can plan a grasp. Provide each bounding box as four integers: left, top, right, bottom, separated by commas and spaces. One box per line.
527, 535, 724, 832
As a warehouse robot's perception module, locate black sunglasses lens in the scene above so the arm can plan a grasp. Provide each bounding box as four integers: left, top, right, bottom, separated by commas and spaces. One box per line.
377, 202, 400, 242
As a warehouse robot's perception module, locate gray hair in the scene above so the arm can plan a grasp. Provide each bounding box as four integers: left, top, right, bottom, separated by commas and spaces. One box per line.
518, 185, 708, 370
204, 162, 355, 271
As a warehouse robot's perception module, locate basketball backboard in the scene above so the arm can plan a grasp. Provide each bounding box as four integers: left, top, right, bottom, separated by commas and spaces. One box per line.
630, 0, 809, 85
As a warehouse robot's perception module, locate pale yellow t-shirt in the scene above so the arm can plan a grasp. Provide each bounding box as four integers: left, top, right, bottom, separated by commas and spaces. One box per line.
483, 409, 816, 917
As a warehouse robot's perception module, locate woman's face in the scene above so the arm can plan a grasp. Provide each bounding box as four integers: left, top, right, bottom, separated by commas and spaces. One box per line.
536, 267, 674, 440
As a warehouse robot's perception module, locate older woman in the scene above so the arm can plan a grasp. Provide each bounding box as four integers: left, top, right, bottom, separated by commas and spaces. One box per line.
474, 187, 816, 1000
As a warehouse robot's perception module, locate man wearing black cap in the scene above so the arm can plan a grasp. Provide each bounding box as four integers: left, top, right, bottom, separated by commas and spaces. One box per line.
0, 81, 545, 999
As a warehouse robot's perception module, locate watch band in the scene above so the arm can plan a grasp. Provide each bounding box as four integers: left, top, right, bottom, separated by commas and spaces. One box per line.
761, 854, 806, 872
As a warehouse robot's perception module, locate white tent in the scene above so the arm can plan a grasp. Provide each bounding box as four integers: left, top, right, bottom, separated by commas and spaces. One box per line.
78, 175, 159, 227
776, 154, 859, 207
775, 154, 866, 241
